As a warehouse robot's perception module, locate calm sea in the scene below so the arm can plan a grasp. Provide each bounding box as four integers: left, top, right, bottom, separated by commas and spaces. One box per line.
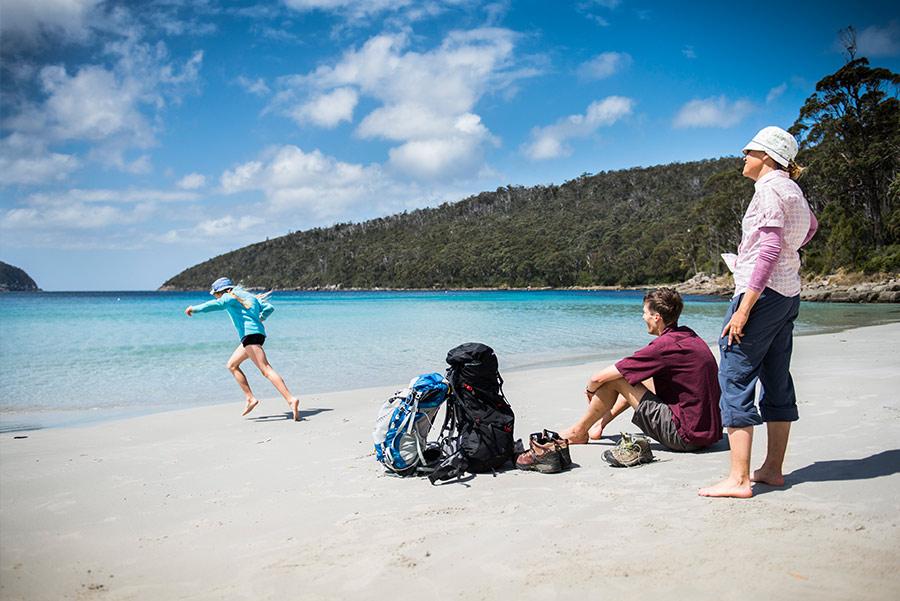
1, 290, 897, 432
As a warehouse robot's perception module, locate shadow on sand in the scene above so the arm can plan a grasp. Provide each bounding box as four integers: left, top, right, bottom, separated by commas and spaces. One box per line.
753, 449, 900, 496
248, 407, 333, 422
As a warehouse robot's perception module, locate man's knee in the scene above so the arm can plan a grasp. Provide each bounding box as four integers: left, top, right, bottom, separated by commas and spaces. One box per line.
609, 378, 646, 404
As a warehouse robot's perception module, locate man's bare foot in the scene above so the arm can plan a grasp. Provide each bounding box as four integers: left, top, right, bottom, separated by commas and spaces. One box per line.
588, 421, 604, 440
242, 398, 260, 416
289, 398, 300, 422
698, 477, 753, 499
558, 428, 588, 444
751, 467, 785, 486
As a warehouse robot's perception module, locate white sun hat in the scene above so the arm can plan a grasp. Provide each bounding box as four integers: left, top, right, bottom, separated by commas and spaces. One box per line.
742, 126, 799, 167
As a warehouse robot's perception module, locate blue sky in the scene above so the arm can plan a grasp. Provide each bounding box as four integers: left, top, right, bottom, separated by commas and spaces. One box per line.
1, 0, 898, 290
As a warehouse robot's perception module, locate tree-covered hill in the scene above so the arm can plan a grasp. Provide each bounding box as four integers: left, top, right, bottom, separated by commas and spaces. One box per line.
0, 261, 40, 292
163, 157, 752, 290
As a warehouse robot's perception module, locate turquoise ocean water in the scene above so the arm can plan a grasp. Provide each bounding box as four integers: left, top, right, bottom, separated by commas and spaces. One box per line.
1, 290, 898, 432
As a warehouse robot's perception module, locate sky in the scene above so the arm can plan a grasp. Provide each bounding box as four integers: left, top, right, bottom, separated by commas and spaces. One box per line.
1, 0, 898, 291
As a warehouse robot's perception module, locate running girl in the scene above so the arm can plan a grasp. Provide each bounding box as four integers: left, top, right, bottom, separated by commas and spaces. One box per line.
185, 277, 300, 421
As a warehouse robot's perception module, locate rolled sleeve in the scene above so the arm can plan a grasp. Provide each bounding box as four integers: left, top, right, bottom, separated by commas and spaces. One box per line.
260, 302, 275, 321
757, 186, 785, 228
615, 345, 663, 386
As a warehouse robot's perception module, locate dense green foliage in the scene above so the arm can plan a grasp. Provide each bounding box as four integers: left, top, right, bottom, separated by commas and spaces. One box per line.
0, 261, 39, 291
164, 55, 898, 290
789, 42, 899, 273
164, 158, 746, 289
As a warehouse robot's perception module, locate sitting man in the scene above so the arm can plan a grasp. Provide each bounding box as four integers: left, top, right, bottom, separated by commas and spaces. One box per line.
560, 287, 722, 454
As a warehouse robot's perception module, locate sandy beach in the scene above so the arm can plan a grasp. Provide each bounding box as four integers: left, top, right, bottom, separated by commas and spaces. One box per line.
1, 322, 899, 600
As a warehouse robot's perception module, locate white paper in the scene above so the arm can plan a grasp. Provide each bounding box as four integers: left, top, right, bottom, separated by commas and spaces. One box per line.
721, 252, 737, 272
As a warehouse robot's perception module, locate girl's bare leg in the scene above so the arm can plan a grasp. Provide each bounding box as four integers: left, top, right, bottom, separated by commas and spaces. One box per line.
226, 345, 259, 416
244, 345, 300, 421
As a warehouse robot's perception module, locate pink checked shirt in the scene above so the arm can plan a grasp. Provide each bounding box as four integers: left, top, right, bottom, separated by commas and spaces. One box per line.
732, 170, 812, 297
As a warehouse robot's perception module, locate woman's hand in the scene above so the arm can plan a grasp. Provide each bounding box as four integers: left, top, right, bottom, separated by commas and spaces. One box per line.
722, 289, 761, 347
184, 306, 193, 317
722, 309, 748, 346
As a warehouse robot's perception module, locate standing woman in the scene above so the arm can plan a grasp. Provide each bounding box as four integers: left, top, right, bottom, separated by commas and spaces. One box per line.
185, 277, 300, 421
699, 127, 817, 499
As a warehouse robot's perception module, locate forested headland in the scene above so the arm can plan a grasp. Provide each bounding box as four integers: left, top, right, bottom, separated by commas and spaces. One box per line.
163, 46, 898, 291
0, 261, 40, 292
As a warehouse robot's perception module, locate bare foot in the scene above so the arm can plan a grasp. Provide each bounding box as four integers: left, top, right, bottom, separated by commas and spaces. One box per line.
698, 477, 753, 499
588, 421, 604, 440
558, 428, 588, 444
751, 468, 785, 486
242, 398, 260, 416
289, 398, 300, 422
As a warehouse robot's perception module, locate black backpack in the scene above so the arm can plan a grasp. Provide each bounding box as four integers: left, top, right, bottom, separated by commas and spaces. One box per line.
429, 342, 516, 484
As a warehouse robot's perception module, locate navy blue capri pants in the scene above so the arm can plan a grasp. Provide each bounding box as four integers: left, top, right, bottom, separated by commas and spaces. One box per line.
718, 288, 801, 427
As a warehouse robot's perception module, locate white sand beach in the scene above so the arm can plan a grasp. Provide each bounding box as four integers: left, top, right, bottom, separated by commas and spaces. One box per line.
2, 323, 899, 601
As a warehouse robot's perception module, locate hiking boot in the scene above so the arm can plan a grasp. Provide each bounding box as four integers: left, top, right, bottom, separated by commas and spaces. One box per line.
602, 432, 654, 468
541, 429, 572, 470
516, 437, 563, 474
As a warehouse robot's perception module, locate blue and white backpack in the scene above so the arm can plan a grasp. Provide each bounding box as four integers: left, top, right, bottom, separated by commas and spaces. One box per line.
373, 373, 450, 476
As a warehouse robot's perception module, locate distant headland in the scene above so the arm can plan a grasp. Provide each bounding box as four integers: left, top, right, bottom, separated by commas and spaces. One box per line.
0, 261, 40, 292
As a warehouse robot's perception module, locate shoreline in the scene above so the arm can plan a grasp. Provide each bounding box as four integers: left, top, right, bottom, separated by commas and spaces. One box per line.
2, 322, 898, 600
156, 272, 900, 303
13, 272, 900, 304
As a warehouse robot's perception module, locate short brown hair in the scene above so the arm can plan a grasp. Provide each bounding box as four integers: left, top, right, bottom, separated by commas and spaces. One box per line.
643, 287, 683, 327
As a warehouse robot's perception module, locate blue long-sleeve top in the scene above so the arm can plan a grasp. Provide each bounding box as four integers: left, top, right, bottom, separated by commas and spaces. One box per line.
189, 287, 274, 339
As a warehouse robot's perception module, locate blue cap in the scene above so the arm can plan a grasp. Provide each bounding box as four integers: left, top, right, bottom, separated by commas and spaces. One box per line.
210, 277, 234, 295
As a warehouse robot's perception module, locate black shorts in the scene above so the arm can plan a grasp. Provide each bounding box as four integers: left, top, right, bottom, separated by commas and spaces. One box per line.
631, 390, 701, 452
241, 334, 266, 347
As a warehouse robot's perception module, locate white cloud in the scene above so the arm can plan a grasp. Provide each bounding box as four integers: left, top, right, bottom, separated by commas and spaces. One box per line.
389, 136, 483, 179
282, 0, 457, 21
177, 173, 207, 190
682, 45, 697, 59
220, 145, 385, 217
276, 28, 528, 180
122, 154, 153, 174
1, 33, 203, 181
0, 133, 80, 185
235, 76, 271, 96
522, 96, 633, 160
0, 185, 202, 246
220, 161, 264, 193
586, 15, 609, 27
672, 96, 755, 129
578, 52, 632, 80
217, 143, 485, 226
766, 83, 787, 104
856, 22, 900, 57
0, 0, 101, 45
186, 215, 266, 239
483, 2, 510, 26
283, 0, 399, 10
289, 87, 359, 128
23, 188, 199, 205
2, 198, 156, 230
36, 64, 153, 143
589, 0, 621, 8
